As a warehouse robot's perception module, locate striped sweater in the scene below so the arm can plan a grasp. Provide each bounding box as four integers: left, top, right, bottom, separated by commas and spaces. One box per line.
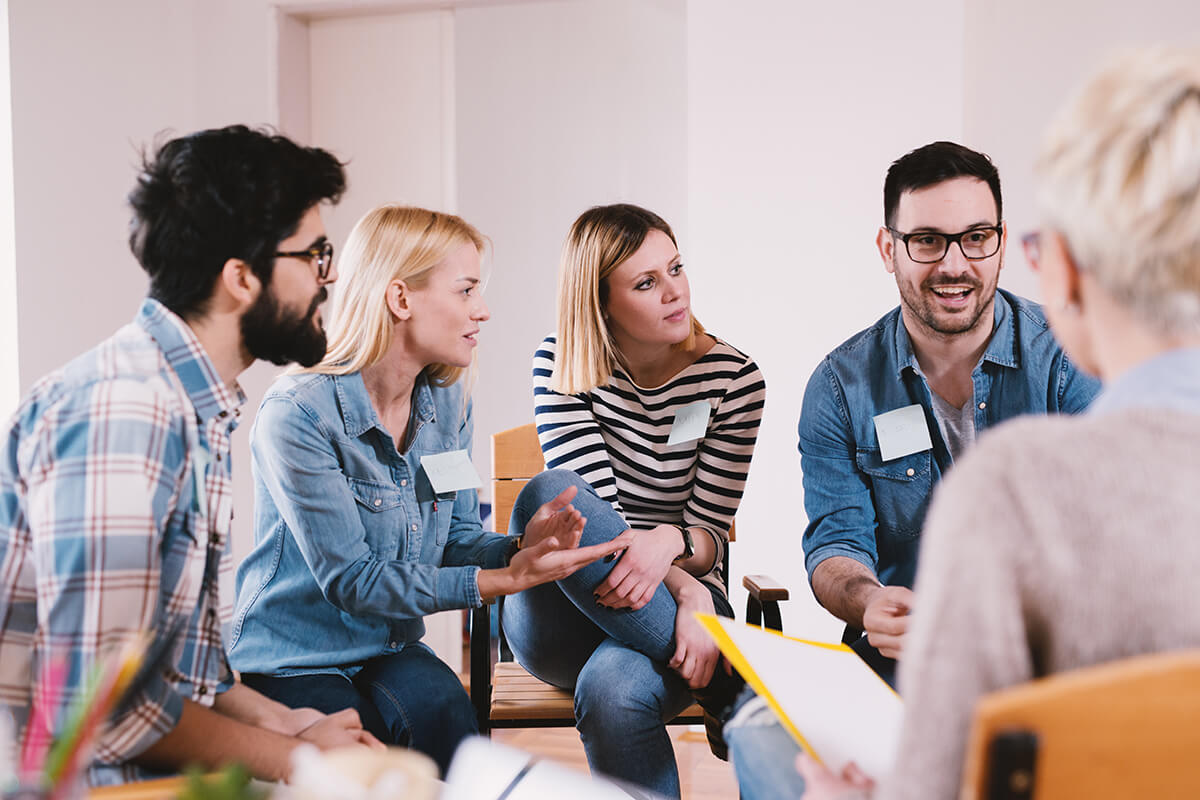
532, 334, 766, 594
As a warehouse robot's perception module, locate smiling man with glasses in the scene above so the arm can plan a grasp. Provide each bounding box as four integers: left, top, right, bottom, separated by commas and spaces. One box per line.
796, 141, 1100, 682
725, 141, 1101, 797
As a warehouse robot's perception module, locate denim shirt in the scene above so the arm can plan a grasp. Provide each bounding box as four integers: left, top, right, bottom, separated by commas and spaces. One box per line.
228, 371, 511, 677
798, 290, 1100, 590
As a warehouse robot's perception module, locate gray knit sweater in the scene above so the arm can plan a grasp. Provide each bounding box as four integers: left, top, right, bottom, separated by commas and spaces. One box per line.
868, 408, 1200, 800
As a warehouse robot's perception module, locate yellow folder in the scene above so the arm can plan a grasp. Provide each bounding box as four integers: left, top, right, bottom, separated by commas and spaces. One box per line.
698, 614, 902, 777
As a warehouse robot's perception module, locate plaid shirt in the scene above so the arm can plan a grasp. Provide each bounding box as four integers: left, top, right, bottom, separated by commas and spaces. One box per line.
0, 298, 244, 786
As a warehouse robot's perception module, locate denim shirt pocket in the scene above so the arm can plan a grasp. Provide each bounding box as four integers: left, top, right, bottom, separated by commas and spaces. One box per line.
431, 491, 456, 546
346, 476, 406, 559
855, 447, 933, 541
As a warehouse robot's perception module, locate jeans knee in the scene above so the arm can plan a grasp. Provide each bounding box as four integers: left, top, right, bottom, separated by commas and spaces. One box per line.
526, 469, 589, 502
440, 686, 479, 738
574, 663, 662, 734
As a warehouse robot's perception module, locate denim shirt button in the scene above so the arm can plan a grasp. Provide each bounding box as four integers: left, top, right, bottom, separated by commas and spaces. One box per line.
411, 523, 418, 531
906, 468, 915, 477
389, 641, 398, 648
400, 479, 408, 487
978, 401, 987, 410
373, 498, 382, 507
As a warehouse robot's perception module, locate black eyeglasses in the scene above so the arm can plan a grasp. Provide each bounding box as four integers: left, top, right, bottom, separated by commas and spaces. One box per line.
887, 225, 1003, 264
276, 240, 334, 281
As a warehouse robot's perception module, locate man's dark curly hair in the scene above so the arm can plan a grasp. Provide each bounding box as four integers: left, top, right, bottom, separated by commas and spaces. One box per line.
128, 125, 346, 318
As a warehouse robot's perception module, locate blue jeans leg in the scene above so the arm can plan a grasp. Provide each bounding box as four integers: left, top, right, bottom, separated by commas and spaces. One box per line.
574, 637, 695, 799
503, 469, 678, 664
355, 643, 478, 777
725, 687, 808, 800
240, 670, 390, 743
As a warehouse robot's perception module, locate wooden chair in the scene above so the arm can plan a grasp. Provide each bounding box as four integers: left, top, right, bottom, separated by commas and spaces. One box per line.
469, 422, 788, 734
960, 650, 1200, 800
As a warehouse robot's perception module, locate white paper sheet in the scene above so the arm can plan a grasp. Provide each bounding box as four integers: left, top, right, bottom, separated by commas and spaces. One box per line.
444, 737, 665, 800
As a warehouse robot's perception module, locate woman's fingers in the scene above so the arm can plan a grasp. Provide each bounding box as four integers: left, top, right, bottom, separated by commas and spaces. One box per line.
539, 485, 578, 514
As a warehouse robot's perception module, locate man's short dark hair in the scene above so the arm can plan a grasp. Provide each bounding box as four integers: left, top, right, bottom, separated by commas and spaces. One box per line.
883, 141, 1002, 229
128, 125, 346, 318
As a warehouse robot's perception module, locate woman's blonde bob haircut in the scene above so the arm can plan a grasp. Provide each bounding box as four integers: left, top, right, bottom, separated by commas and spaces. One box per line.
1036, 46, 1200, 336
301, 204, 486, 385
552, 204, 704, 394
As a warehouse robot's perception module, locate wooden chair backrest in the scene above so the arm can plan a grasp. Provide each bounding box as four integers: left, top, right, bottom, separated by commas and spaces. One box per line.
491, 423, 545, 535
960, 649, 1200, 799
489, 422, 734, 541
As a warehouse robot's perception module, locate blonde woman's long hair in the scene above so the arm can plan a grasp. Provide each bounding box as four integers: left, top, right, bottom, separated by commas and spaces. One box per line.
301, 204, 486, 385
552, 204, 704, 394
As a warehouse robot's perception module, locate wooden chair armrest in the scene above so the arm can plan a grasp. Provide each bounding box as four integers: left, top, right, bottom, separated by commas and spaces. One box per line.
743, 574, 790, 603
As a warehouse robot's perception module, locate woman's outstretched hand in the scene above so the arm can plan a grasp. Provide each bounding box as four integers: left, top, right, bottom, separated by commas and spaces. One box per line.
477, 486, 634, 601
506, 529, 633, 592
520, 485, 585, 550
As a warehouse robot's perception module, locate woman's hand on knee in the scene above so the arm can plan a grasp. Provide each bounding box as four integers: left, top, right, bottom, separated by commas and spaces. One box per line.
593, 524, 681, 610
669, 582, 719, 689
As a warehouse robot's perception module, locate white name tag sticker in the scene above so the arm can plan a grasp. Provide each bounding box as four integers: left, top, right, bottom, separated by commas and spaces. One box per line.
667, 400, 712, 445
873, 404, 933, 462
420, 449, 483, 494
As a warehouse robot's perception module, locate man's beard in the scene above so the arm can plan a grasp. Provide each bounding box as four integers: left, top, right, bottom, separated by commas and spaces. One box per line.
895, 264, 997, 338
240, 286, 328, 367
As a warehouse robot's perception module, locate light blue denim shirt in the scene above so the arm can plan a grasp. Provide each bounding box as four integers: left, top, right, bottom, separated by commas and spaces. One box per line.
1088, 347, 1200, 416
798, 290, 1101, 590
228, 371, 510, 677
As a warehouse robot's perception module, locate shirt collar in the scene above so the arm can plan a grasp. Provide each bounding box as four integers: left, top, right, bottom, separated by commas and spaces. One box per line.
136, 298, 245, 425
1089, 347, 1200, 416
335, 369, 437, 438
892, 289, 1018, 377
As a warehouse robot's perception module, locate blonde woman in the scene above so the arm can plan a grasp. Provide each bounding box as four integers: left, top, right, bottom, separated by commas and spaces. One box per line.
502, 204, 767, 797
736, 46, 1200, 800
227, 205, 630, 776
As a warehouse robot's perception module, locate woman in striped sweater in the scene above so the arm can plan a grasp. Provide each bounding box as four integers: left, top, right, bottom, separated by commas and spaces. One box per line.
503, 204, 767, 797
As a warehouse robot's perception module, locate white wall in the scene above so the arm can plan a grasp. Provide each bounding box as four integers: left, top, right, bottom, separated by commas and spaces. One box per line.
0, 0, 18, 420
455, 0, 689, 488
963, 0, 1200, 300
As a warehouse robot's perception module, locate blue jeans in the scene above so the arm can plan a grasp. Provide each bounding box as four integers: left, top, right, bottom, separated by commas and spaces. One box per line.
725, 686, 807, 799
502, 469, 739, 799
241, 642, 476, 776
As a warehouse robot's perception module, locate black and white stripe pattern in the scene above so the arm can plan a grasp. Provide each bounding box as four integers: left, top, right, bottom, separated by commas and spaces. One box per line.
532, 335, 766, 594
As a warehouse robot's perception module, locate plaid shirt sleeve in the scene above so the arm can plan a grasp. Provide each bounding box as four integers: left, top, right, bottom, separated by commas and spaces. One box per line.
21, 374, 191, 764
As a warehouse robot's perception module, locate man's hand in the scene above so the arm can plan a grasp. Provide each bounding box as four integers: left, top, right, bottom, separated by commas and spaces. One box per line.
795, 752, 876, 799
269, 706, 325, 737
519, 485, 585, 550
593, 524, 682, 610
667, 574, 720, 689
295, 708, 385, 751
862, 585, 915, 660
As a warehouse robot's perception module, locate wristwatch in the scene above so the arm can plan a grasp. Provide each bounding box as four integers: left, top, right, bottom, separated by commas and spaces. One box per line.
674, 526, 694, 562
